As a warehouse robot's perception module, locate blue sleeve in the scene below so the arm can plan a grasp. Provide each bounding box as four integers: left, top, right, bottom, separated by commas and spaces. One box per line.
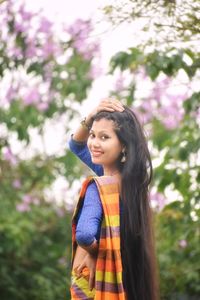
68, 136, 103, 176
76, 182, 103, 246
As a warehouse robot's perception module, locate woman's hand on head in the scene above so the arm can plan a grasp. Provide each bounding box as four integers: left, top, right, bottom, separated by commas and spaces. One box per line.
88, 98, 124, 119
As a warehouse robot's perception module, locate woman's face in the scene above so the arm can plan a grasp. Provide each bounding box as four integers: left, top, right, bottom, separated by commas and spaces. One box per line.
87, 118, 123, 173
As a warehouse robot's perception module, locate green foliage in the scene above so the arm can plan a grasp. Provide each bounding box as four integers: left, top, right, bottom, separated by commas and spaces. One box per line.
110, 47, 200, 80
0, 201, 71, 300
156, 202, 200, 299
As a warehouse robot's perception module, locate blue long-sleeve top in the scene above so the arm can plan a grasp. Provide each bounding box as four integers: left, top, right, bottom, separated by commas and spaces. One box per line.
76, 182, 103, 246
69, 136, 122, 246
69, 136, 103, 246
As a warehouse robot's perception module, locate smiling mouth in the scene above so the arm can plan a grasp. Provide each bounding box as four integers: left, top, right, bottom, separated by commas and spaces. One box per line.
91, 151, 103, 157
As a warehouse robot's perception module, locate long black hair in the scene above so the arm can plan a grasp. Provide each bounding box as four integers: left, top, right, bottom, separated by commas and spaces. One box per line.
92, 107, 159, 300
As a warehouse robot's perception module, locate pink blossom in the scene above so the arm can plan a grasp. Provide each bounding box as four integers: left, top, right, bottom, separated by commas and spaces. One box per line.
16, 203, 30, 212
150, 191, 166, 211
14, 21, 27, 33
41, 41, 60, 59
67, 19, 92, 38
22, 194, 32, 204
114, 74, 125, 92
137, 101, 154, 124
88, 64, 102, 80
73, 38, 87, 54
21, 194, 40, 206
3, 147, 17, 166
12, 179, 21, 189
25, 43, 37, 58
18, 5, 34, 21
36, 102, 49, 111
23, 88, 40, 105
73, 39, 99, 60
6, 86, 16, 103
7, 46, 23, 59
39, 17, 53, 34
196, 107, 200, 122
136, 67, 148, 80
178, 239, 187, 248
138, 76, 188, 129
66, 19, 99, 60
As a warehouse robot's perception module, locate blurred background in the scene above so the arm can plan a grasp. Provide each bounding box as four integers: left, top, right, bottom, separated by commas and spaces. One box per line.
0, 0, 199, 299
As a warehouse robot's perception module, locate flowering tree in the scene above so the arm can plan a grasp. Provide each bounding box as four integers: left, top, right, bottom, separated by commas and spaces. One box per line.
0, 1, 101, 299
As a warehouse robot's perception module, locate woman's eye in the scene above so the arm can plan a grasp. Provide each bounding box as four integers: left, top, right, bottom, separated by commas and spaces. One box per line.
89, 132, 95, 138
101, 135, 109, 140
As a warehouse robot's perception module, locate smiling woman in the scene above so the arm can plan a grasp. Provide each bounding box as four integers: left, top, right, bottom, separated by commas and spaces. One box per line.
87, 118, 124, 175
68, 98, 159, 300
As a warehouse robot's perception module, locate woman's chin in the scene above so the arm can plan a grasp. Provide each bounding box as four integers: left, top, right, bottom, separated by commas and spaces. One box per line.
91, 157, 102, 164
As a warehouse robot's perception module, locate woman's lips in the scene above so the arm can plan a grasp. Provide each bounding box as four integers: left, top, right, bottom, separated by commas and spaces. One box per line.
91, 150, 103, 157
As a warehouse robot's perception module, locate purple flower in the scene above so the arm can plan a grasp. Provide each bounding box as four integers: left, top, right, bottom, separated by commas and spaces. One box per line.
88, 64, 102, 80
3, 147, 17, 166
150, 191, 166, 211
39, 17, 53, 34
16, 203, 30, 212
196, 107, 200, 123
178, 239, 187, 248
14, 21, 26, 33
73, 38, 87, 54
25, 43, 37, 59
23, 88, 40, 105
114, 74, 125, 92
22, 194, 32, 204
138, 75, 188, 129
5, 86, 16, 103
19, 5, 34, 21
36, 102, 49, 111
12, 179, 21, 189
67, 19, 92, 38
41, 41, 60, 59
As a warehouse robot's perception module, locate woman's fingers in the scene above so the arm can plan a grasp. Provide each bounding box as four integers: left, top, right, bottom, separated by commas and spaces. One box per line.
76, 262, 85, 278
88, 98, 124, 120
98, 98, 124, 112
89, 269, 95, 291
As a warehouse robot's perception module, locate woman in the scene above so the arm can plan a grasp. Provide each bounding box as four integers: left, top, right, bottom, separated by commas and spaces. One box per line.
69, 99, 159, 300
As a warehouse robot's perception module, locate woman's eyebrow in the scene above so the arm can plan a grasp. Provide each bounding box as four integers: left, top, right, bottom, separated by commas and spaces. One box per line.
90, 129, 110, 134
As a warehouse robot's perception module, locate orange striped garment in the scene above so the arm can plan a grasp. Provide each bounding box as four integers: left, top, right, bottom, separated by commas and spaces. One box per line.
71, 176, 126, 300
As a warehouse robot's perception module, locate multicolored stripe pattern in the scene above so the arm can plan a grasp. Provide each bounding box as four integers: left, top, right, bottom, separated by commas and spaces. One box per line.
71, 267, 95, 300
71, 176, 126, 300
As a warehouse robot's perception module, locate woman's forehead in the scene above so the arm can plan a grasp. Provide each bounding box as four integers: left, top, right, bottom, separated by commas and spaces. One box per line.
91, 118, 115, 131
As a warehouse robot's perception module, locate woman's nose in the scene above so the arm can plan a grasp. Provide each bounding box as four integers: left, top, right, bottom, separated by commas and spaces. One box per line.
91, 138, 100, 148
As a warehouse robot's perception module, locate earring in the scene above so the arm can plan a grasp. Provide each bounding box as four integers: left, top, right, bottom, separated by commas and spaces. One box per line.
121, 150, 126, 163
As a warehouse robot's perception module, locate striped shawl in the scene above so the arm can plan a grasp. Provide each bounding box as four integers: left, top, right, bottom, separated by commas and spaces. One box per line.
71, 176, 126, 300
